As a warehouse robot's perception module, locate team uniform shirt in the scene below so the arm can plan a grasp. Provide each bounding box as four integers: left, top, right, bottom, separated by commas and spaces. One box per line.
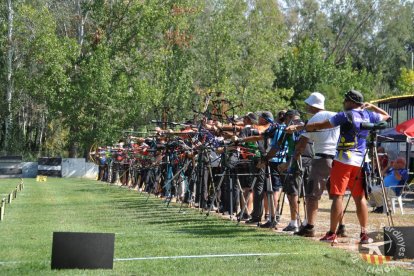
329, 108, 383, 167
302, 111, 339, 157
270, 123, 313, 170
270, 123, 288, 163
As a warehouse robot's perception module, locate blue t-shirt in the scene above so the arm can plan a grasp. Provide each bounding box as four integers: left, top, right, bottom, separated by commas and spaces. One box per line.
270, 123, 288, 163
98, 150, 107, 165
329, 109, 382, 166
384, 168, 408, 196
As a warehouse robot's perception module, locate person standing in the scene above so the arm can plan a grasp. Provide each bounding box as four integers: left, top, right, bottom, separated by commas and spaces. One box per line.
234, 111, 273, 224
280, 110, 313, 232
287, 92, 341, 237
287, 90, 390, 244
260, 110, 287, 228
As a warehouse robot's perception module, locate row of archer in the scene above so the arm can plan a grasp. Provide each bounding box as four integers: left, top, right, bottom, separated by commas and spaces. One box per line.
89, 109, 305, 228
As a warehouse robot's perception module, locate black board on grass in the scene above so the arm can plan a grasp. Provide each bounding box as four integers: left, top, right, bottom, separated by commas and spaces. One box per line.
51, 232, 115, 269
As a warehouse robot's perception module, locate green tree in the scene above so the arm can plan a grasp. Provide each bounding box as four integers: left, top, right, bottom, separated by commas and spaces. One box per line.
274, 38, 380, 112
234, 0, 290, 113
4, 3, 77, 155
396, 67, 414, 94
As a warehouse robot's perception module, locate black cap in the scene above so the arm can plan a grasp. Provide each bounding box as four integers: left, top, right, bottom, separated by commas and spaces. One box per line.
244, 112, 258, 124
257, 111, 274, 122
285, 109, 300, 117
344, 90, 364, 104
277, 110, 287, 116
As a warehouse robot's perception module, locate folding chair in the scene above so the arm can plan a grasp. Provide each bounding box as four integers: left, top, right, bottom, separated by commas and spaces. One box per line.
388, 175, 410, 215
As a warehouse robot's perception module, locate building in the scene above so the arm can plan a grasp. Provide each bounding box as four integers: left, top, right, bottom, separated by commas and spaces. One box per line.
371, 95, 414, 128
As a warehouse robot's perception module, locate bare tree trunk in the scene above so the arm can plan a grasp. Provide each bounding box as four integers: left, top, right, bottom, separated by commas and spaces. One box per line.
38, 111, 46, 154
68, 142, 78, 158
76, 0, 87, 49
4, 0, 14, 151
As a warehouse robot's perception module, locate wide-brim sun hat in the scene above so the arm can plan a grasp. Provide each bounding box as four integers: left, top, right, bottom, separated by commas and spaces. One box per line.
304, 92, 325, 110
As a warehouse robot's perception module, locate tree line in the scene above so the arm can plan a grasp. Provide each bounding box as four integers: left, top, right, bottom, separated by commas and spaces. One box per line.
0, 0, 413, 158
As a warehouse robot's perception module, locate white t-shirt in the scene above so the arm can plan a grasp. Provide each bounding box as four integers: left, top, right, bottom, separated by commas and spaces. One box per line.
302, 111, 339, 157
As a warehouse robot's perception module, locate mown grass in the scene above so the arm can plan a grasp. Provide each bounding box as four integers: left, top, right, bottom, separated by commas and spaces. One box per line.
0, 178, 410, 275
0, 179, 21, 200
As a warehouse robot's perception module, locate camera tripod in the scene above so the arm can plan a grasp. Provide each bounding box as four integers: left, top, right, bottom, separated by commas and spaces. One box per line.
366, 128, 394, 226
193, 145, 218, 211
163, 158, 192, 208
205, 145, 244, 219
261, 160, 278, 228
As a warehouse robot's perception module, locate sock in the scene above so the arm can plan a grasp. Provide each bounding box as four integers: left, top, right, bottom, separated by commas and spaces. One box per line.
302, 219, 308, 226
290, 220, 298, 227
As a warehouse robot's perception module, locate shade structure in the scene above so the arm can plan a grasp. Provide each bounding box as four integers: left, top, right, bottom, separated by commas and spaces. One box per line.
378, 128, 406, 142
396, 118, 414, 138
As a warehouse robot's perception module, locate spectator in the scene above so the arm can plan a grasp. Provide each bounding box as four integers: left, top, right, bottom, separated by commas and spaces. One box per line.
377, 146, 389, 172
369, 157, 408, 213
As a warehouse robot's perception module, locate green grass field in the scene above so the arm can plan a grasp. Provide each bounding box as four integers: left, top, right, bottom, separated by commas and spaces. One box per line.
0, 178, 410, 275
0, 180, 21, 201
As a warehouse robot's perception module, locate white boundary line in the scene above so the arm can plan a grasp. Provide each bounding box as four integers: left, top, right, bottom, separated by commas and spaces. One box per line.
114, 252, 296, 261
0, 261, 21, 265
0, 253, 294, 265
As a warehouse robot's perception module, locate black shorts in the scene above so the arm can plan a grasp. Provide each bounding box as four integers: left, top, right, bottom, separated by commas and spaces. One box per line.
266, 162, 282, 192
236, 160, 256, 188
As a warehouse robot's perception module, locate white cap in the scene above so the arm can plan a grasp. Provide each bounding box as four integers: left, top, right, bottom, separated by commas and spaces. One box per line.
304, 92, 325, 110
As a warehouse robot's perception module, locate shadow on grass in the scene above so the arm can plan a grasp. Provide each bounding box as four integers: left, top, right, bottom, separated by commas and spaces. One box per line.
87, 185, 314, 242
112, 204, 297, 240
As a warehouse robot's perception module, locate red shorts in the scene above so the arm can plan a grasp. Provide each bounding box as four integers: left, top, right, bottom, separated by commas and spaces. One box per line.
329, 160, 364, 197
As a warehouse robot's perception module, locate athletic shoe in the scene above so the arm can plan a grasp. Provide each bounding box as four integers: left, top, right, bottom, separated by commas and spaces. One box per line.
360, 232, 373, 244
259, 220, 277, 229
372, 206, 383, 213
336, 224, 347, 237
320, 232, 338, 243
294, 225, 315, 237
275, 215, 281, 223
283, 225, 299, 232
245, 218, 261, 224
237, 212, 251, 221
